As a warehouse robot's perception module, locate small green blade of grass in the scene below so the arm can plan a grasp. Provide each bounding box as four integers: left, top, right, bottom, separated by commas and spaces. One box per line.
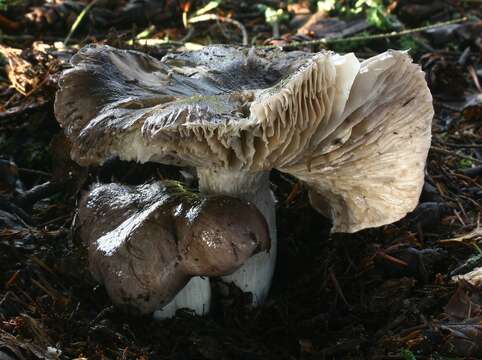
135, 25, 156, 40
194, 0, 222, 16
64, 0, 99, 46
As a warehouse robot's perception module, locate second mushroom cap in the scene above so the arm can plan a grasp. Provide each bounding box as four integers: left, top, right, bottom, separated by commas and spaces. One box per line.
78, 180, 270, 314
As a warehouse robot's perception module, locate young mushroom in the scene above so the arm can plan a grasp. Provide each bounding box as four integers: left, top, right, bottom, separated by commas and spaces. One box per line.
55, 44, 433, 315
78, 180, 269, 316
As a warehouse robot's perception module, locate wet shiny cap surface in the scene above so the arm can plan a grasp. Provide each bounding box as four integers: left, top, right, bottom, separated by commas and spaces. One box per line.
77, 180, 270, 314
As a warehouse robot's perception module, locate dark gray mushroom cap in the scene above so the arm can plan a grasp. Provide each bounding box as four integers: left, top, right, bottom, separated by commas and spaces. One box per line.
78, 181, 270, 314
57, 45, 433, 233
54, 44, 314, 168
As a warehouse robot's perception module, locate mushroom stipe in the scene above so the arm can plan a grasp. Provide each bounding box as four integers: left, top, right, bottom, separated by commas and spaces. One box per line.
56, 45, 433, 317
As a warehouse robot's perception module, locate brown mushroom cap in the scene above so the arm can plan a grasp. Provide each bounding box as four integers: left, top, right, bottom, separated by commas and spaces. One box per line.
78, 181, 270, 314
57, 45, 433, 233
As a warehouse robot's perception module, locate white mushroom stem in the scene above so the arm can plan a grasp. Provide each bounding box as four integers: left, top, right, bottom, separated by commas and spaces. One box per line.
153, 277, 210, 319
197, 168, 277, 304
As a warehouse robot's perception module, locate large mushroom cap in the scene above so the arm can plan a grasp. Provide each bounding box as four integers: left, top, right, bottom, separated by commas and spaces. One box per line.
57, 45, 433, 233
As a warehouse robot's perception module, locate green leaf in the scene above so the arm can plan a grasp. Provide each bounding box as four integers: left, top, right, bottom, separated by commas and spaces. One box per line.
400, 349, 417, 360
366, 5, 402, 31
398, 35, 420, 51
459, 158, 474, 169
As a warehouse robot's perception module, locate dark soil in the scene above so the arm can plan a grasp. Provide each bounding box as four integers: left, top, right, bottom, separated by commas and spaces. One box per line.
0, 1, 481, 359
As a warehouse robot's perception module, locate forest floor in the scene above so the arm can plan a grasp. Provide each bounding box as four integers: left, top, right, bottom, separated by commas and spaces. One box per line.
0, 1, 481, 359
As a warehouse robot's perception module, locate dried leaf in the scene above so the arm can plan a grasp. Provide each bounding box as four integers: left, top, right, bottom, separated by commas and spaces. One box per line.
445, 285, 482, 321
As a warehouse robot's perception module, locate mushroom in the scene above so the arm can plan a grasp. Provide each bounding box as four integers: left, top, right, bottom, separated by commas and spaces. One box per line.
55, 44, 433, 314
78, 180, 270, 316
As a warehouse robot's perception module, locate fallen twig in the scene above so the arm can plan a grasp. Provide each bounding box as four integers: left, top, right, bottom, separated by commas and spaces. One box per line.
258, 17, 468, 49
16, 181, 65, 209
438, 223, 482, 249
329, 268, 350, 308
430, 146, 482, 164
462, 166, 482, 178
188, 14, 249, 46
441, 142, 482, 149
17, 167, 51, 178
